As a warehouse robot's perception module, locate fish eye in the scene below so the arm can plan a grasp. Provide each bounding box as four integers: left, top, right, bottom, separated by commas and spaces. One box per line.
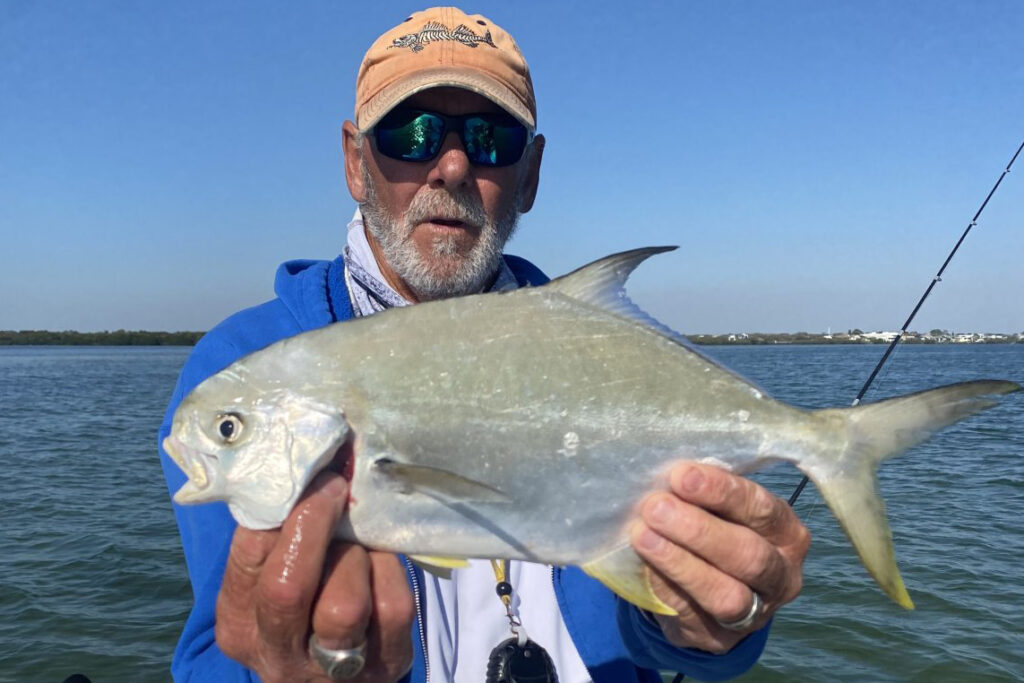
216, 413, 243, 443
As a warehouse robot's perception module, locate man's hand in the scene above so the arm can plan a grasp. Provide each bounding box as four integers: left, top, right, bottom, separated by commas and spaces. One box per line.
631, 462, 810, 654
214, 466, 414, 682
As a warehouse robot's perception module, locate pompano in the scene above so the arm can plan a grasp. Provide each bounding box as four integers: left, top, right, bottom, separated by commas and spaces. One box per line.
164, 247, 1019, 613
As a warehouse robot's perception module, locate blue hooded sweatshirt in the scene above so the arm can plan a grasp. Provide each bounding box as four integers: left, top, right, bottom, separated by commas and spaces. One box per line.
158, 253, 769, 682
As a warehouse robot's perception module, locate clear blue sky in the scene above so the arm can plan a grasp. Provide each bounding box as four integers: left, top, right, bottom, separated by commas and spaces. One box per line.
2, 1, 1022, 334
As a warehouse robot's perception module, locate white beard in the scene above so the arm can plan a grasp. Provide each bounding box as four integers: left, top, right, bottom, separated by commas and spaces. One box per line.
359, 164, 522, 301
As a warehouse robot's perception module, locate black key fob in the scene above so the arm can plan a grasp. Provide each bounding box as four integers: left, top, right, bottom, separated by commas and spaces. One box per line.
485, 637, 558, 683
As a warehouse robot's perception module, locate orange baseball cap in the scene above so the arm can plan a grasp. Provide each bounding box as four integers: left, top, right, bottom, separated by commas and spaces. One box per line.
355, 7, 536, 132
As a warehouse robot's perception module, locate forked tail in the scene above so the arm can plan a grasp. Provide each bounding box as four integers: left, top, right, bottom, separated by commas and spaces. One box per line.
802, 379, 1019, 608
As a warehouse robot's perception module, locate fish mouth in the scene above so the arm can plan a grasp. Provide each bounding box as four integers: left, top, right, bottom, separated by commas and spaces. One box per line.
163, 435, 212, 491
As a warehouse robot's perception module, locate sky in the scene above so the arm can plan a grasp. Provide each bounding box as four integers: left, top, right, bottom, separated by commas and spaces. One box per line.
2, 1, 1023, 334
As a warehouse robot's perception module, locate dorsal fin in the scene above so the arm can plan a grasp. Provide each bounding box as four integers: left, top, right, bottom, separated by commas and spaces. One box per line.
543, 246, 773, 397
544, 246, 684, 340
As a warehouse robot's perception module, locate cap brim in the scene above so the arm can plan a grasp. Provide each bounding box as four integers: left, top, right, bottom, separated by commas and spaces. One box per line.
356, 66, 535, 131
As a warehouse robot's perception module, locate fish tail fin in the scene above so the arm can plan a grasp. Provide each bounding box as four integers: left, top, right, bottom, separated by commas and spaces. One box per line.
804, 379, 1019, 609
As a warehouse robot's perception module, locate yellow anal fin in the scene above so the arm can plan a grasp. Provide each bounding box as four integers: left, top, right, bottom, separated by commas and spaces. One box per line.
410, 555, 470, 580
582, 545, 676, 616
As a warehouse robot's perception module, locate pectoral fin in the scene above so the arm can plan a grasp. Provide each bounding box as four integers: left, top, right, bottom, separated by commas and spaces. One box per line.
374, 458, 510, 504
410, 555, 471, 580
582, 544, 677, 615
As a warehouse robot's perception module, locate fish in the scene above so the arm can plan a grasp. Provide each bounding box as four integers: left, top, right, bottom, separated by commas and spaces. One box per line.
163, 247, 1019, 613
389, 21, 496, 53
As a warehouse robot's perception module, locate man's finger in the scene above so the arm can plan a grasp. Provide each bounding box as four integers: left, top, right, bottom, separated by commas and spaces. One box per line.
631, 523, 760, 627
255, 471, 350, 658
363, 551, 415, 681
310, 549, 414, 682
639, 492, 786, 595
311, 543, 373, 650
217, 527, 281, 661
667, 463, 805, 545
221, 526, 281, 610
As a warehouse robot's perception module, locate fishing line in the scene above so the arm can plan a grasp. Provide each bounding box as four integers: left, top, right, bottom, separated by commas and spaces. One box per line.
788, 134, 1024, 507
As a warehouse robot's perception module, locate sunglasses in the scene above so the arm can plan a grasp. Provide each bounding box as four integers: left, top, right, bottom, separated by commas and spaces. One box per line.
373, 108, 532, 167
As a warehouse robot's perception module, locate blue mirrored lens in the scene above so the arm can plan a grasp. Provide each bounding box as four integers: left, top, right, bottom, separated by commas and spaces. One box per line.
463, 116, 528, 166
374, 109, 529, 167
375, 111, 445, 161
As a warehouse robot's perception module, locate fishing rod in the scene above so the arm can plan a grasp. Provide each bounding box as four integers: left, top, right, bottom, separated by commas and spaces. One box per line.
670, 137, 1022, 683
788, 134, 1024, 507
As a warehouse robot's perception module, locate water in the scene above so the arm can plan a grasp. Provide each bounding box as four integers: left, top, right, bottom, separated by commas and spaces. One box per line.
1, 345, 1021, 682
0, 347, 192, 682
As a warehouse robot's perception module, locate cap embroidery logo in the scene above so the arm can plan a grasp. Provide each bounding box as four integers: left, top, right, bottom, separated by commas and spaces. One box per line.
389, 21, 497, 53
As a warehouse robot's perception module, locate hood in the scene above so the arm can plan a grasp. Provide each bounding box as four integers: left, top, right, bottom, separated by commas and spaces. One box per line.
272, 256, 353, 331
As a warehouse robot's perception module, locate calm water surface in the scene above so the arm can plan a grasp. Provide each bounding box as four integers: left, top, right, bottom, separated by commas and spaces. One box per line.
0, 344, 1021, 682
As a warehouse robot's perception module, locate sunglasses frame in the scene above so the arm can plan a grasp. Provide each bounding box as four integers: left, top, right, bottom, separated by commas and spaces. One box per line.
372, 107, 533, 168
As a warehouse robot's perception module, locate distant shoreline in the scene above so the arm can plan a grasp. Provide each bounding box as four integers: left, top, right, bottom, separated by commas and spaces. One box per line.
2, 330, 1020, 346
0, 330, 204, 346
688, 332, 1022, 346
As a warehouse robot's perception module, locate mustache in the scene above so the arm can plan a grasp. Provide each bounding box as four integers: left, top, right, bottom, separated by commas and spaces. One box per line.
404, 190, 489, 229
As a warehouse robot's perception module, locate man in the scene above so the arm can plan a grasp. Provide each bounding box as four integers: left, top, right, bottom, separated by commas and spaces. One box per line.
159, 8, 809, 682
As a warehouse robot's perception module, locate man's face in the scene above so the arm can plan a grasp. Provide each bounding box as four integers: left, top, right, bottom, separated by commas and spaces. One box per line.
343, 87, 543, 302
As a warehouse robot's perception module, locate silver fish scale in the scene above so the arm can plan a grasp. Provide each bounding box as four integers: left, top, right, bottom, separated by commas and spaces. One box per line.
308, 288, 801, 563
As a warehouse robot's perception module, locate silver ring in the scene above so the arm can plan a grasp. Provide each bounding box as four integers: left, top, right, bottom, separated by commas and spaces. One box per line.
308, 634, 366, 680
715, 591, 764, 631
